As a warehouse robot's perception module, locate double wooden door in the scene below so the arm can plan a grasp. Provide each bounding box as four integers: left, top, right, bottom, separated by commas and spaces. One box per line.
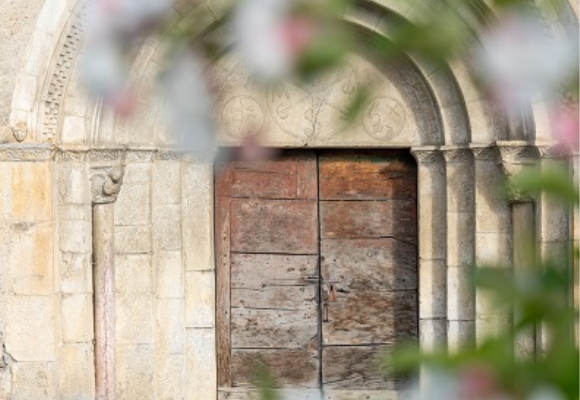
216, 151, 418, 399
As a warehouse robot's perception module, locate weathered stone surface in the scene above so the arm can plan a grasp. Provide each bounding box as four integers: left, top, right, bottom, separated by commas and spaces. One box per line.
182, 162, 214, 271
61, 294, 93, 343
60, 252, 91, 294
116, 344, 155, 400
123, 163, 151, 183
59, 344, 95, 400
1, 162, 52, 222
8, 222, 53, 295
12, 362, 56, 400
156, 354, 186, 400
447, 265, 475, 321
6, 296, 56, 361
153, 205, 182, 251
60, 220, 91, 253
59, 204, 89, 221
153, 162, 181, 205
186, 271, 215, 328
57, 163, 87, 205
156, 298, 185, 355
186, 328, 217, 400
419, 319, 446, 352
157, 250, 184, 298
418, 259, 446, 319
115, 225, 152, 254
447, 320, 475, 352
116, 293, 154, 344
116, 254, 153, 294
114, 182, 151, 226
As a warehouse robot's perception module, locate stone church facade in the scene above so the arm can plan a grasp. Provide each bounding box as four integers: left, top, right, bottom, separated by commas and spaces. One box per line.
0, 0, 577, 399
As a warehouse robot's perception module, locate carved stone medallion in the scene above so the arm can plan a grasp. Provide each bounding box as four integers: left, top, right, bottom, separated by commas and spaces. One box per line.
362, 97, 405, 141
222, 95, 264, 137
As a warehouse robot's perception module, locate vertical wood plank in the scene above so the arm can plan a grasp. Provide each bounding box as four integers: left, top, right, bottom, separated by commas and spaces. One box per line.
216, 193, 232, 388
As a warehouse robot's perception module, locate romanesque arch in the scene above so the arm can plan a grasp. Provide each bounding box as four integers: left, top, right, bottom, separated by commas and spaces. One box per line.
0, 0, 576, 398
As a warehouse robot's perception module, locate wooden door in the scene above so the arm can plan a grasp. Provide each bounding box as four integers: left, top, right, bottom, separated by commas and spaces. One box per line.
216, 151, 417, 399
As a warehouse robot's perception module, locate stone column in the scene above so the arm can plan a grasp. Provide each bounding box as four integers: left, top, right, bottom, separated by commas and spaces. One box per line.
536, 145, 573, 352
471, 145, 512, 343
442, 147, 475, 351
91, 165, 124, 400
410, 148, 447, 353
498, 143, 539, 359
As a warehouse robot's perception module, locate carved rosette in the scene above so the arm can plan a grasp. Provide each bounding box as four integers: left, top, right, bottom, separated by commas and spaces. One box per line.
498, 145, 539, 204
91, 166, 125, 204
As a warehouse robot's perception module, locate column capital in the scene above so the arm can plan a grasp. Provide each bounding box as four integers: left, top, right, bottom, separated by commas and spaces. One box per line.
469, 144, 499, 161
410, 147, 444, 165
91, 165, 125, 204
536, 144, 572, 159
441, 146, 473, 163
496, 142, 540, 204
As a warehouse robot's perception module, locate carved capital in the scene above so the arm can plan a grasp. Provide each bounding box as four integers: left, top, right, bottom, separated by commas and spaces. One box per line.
91, 166, 125, 204
537, 145, 571, 159
442, 148, 473, 163
410, 148, 443, 165
470, 146, 499, 161
497, 144, 539, 204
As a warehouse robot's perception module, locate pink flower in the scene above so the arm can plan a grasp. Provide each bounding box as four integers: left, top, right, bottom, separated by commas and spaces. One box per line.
82, 0, 174, 114
160, 49, 215, 155
459, 364, 500, 399
550, 105, 579, 152
235, 0, 315, 80
477, 14, 578, 110
234, 134, 281, 161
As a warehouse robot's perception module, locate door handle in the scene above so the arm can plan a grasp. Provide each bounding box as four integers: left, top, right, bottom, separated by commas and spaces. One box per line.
323, 283, 337, 302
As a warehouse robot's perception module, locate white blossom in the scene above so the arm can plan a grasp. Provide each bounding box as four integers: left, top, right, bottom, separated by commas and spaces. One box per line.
234, 0, 295, 81
160, 49, 215, 156
82, 35, 128, 100
88, 0, 174, 37
477, 14, 578, 109
527, 387, 566, 400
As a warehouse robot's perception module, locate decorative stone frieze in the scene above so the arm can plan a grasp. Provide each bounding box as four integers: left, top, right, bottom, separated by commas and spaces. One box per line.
0, 144, 54, 161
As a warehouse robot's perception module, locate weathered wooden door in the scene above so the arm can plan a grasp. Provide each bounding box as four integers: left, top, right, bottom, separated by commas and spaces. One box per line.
216, 151, 417, 400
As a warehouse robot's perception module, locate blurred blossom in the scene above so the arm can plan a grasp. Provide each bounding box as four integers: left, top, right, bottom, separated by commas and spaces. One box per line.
406, 368, 460, 400
550, 105, 579, 152
527, 387, 566, 400
83, 0, 174, 113
477, 14, 578, 110
161, 49, 215, 156
90, 0, 174, 37
233, 135, 281, 161
235, 0, 315, 80
405, 367, 514, 400
82, 36, 129, 103
459, 364, 500, 399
